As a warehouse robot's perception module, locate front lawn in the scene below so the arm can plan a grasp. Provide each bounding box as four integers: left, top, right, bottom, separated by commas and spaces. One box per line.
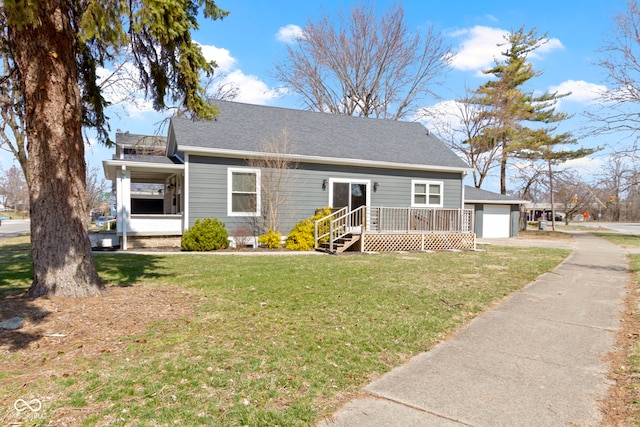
0, 239, 569, 426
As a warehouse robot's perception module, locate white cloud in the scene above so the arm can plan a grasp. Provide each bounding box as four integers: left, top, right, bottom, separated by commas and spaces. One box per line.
198, 44, 236, 72
450, 26, 564, 74
531, 37, 564, 58
449, 26, 508, 72
97, 40, 286, 123
563, 156, 602, 171
549, 80, 607, 104
276, 24, 303, 43
97, 63, 157, 117
218, 70, 288, 105
414, 100, 465, 132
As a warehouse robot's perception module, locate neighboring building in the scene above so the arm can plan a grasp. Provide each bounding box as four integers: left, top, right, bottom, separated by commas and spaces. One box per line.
464, 186, 528, 238
104, 100, 476, 251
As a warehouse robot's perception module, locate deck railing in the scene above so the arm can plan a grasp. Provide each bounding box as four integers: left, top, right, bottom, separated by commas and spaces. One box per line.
315, 206, 473, 251
371, 207, 473, 234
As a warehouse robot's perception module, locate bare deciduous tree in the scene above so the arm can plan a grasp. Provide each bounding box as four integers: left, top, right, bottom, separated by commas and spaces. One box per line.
86, 167, 109, 216
247, 128, 297, 234
0, 164, 28, 213
552, 172, 594, 225
426, 95, 501, 189
594, 0, 640, 136
274, 3, 453, 120
0, 21, 28, 179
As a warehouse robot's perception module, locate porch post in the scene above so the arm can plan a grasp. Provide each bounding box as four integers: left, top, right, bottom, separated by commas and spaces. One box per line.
183, 154, 189, 232
116, 165, 131, 251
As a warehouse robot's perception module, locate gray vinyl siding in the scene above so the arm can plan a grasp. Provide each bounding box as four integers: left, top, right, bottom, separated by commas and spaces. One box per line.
187, 155, 464, 235
471, 204, 484, 238
511, 205, 520, 237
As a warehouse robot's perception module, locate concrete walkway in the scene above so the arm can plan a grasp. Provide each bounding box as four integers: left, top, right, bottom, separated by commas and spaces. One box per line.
318, 233, 630, 426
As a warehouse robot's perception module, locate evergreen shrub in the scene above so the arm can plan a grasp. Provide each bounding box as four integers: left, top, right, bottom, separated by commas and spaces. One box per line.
285, 207, 332, 251
258, 229, 282, 249
181, 218, 229, 251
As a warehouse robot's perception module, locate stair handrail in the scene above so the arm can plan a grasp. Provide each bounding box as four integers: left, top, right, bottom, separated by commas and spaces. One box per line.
314, 207, 348, 249
314, 205, 367, 251
328, 205, 367, 252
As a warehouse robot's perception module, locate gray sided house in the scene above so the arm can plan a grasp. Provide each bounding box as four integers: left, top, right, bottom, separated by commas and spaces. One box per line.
464, 186, 527, 238
104, 100, 474, 251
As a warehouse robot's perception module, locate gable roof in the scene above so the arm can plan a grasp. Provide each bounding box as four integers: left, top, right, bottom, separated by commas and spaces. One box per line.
464, 185, 528, 205
169, 100, 470, 173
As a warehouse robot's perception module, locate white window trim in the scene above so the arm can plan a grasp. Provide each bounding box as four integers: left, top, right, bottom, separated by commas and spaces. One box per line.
411, 180, 444, 208
227, 167, 261, 217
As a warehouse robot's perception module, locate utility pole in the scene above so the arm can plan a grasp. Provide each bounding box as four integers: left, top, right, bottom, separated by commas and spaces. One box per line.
587, 188, 607, 221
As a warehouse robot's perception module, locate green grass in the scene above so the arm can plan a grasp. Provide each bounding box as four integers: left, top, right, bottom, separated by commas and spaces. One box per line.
595, 232, 640, 247
0, 236, 32, 296
0, 238, 569, 425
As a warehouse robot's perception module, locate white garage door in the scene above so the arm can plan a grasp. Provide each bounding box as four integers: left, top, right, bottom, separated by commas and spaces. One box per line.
482, 205, 511, 238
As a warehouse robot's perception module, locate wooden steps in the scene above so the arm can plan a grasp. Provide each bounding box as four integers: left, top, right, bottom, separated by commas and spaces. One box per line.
317, 233, 361, 254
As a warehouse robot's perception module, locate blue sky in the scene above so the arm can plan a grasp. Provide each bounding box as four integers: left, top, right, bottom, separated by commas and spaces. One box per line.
0, 0, 630, 191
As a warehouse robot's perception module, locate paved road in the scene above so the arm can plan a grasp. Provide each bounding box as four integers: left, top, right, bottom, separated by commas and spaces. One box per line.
0, 219, 30, 239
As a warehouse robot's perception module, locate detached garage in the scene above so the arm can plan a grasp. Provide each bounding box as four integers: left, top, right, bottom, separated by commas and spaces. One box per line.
464, 186, 527, 238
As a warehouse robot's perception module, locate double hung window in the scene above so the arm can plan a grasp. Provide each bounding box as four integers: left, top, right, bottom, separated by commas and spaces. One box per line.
228, 168, 260, 216
411, 180, 443, 207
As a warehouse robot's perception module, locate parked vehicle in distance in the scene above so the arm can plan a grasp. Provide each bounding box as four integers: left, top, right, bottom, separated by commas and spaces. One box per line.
95, 216, 115, 228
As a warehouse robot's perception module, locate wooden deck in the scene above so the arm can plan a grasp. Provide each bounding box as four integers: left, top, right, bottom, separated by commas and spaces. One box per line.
315, 207, 476, 253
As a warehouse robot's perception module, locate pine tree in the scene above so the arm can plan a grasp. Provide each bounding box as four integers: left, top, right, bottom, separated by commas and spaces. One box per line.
3, 1, 228, 297
470, 26, 569, 194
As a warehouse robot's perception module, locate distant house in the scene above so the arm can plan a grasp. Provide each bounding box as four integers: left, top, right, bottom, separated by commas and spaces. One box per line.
104, 100, 479, 251
464, 186, 527, 238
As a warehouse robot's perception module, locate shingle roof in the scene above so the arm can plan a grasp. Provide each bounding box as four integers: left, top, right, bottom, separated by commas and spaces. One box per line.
464, 186, 528, 205
169, 100, 470, 172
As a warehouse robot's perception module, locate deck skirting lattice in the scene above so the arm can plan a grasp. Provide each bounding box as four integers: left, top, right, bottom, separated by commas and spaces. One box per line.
362, 232, 475, 252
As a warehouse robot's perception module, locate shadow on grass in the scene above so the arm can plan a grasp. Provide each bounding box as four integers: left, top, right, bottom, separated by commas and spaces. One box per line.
0, 246, 172, 351
93, 253, 174, 286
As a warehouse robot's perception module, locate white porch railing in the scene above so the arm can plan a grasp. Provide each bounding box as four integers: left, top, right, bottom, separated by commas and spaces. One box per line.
122, 214, 183, 235
370, 207, 473, 233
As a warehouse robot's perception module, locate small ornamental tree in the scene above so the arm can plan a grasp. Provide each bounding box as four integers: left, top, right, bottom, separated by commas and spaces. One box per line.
181, 218, 229, 251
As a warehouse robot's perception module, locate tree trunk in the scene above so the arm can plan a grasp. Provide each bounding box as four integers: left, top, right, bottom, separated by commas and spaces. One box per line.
500, 147, 508, 195
10, 2, 103, 297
